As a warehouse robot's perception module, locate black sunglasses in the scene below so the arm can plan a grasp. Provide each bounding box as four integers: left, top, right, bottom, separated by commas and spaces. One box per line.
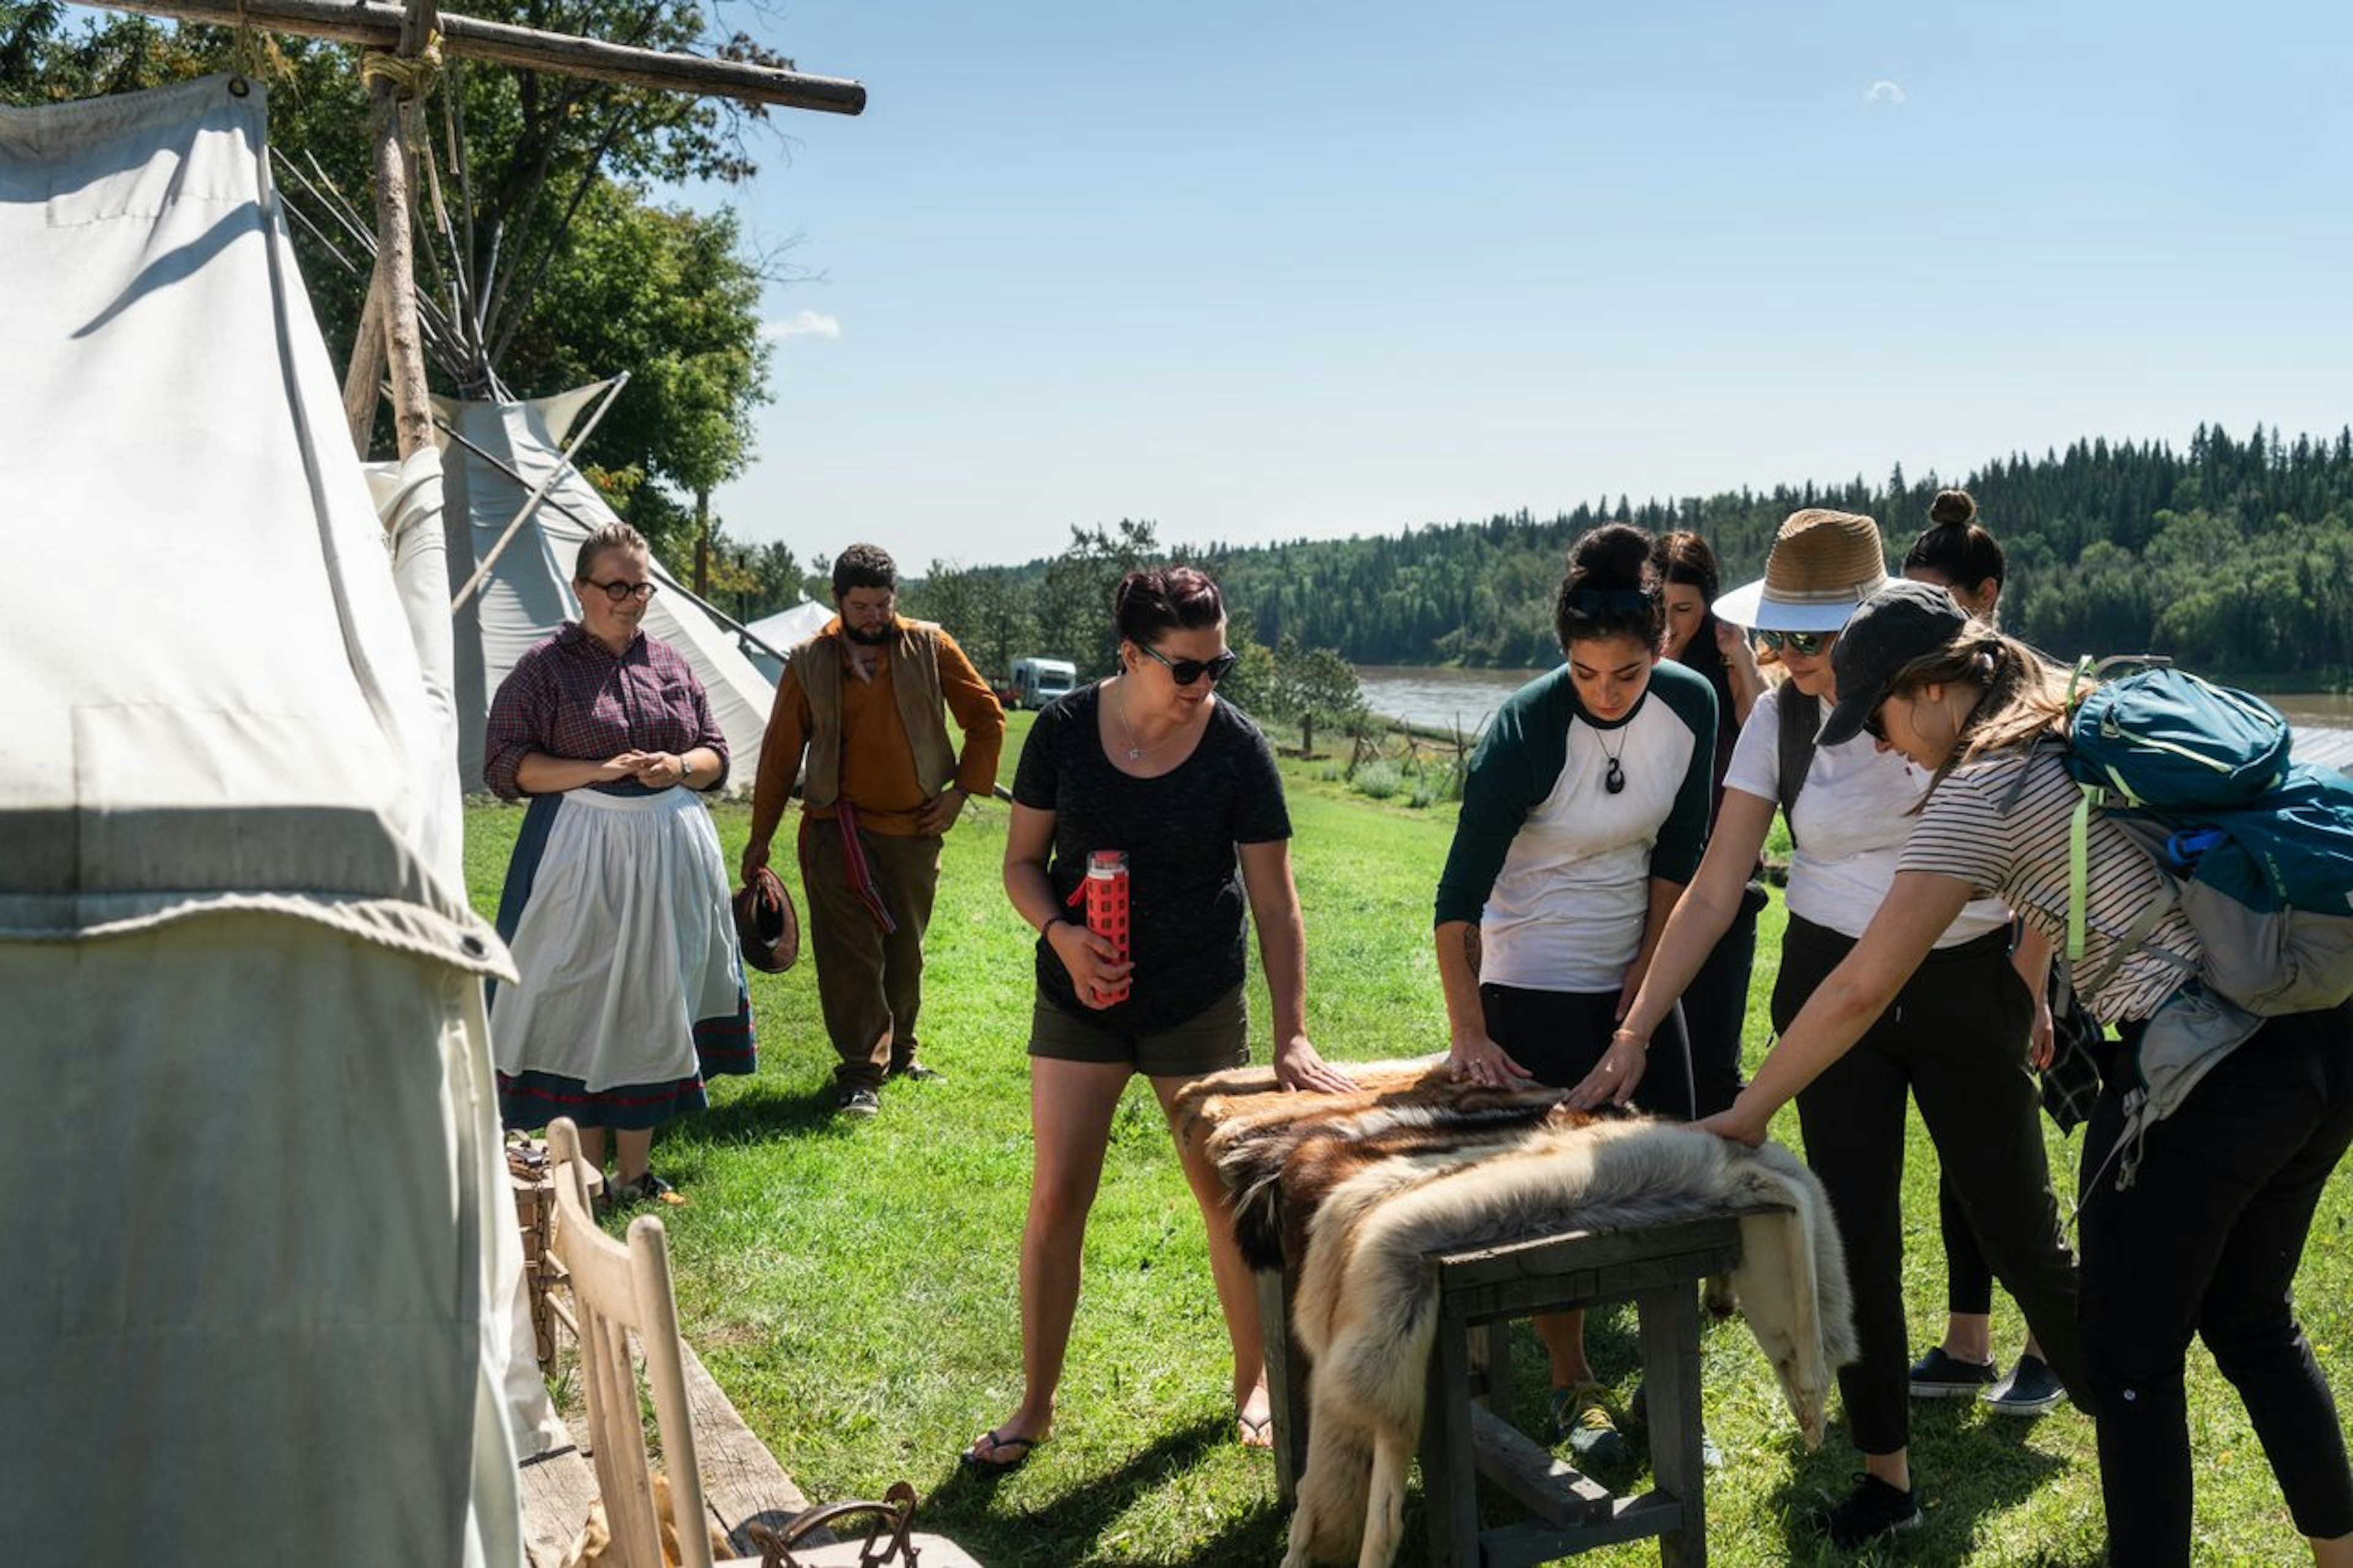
1755, 627, 1830, 657
1137, 643, 1241, 686
1862, 700, 1890, 742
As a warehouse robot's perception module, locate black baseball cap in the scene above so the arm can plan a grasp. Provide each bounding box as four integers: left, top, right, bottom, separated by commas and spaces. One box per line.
1817, 580, 1971, 746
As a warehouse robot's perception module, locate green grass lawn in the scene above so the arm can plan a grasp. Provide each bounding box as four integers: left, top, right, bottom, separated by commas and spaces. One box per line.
465, 714, 2353, 1566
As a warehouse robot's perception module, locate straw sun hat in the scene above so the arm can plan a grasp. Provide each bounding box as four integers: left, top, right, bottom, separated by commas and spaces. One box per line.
1712, 509, 1891, 633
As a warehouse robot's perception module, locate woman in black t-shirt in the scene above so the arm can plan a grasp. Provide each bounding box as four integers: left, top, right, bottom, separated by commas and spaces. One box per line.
961, 566, 1355, 1476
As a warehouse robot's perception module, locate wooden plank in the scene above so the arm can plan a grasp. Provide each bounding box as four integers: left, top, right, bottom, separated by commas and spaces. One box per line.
1419, 1306, 1482, 1566
1464, 1404, 1613, 1526
1255, 1267, 1311, 1508
1635, 1281, 1708, 1566
677, 1338, 815, 1556
517, 1442, 601, 1568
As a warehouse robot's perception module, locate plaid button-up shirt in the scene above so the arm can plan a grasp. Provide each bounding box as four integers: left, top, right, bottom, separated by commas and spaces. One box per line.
483, 623, 729, 799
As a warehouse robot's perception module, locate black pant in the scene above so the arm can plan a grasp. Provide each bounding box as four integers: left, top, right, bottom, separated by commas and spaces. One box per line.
1776, 917, 2087, 1456
2081, 1000, 2353, 1565
1480, 983, 1696, 1120
1682, 879, 1766, 1119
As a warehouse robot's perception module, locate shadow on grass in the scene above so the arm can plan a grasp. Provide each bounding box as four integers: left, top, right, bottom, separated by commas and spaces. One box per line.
919, 1417, 1289, 1567
675, 1077, 857, 1145
1766, 1405, 2078, 1565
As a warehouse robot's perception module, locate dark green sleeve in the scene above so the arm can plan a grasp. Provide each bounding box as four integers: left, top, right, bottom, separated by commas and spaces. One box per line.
1649, 662, 1718, 885
1433, 673, 1570, 926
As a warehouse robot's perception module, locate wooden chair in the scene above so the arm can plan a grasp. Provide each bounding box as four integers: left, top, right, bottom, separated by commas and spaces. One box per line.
545, 1118, 980, 1567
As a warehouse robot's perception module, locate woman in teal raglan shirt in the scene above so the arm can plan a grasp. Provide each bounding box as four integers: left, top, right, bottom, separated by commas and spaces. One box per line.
1432, 521, 1717, 1463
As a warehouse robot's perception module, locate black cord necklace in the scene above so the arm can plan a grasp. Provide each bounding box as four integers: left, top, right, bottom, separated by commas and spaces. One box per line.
1595, 722, 1627, 794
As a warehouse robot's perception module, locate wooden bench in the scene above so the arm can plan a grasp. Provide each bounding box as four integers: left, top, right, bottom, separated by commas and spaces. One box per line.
1259, 1210, 1748, 1567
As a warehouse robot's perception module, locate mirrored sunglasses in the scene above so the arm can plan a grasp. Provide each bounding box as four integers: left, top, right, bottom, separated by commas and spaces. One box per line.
1755, 627, 1830, 657
1139, 643, 1241, 686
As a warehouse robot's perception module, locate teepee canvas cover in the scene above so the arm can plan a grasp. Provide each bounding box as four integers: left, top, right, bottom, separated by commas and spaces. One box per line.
439, 390, 776, 795
0, 77, 522, 1566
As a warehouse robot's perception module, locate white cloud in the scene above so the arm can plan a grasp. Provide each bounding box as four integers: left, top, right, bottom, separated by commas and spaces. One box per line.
1864, 80, 1906, 107
763, 309, 841, 341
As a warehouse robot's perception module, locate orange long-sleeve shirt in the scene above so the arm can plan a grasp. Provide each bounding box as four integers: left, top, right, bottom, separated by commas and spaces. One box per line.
749, 617, 1005, 846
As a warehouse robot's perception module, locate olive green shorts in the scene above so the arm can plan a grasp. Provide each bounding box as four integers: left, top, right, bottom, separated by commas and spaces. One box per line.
1027, 985, 1249, 1078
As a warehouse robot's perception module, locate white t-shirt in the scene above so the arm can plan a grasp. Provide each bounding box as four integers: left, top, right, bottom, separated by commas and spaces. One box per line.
1480, 691, 1708, 991
1724, 684, 2010, 945
1898, 746, 2200, 1023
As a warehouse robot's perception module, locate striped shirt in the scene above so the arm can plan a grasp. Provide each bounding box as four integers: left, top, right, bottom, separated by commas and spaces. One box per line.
1897, 746, 2199, 1023
483, 623, 728, 800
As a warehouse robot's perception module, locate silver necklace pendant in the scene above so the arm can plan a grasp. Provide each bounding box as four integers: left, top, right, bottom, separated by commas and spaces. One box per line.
1604, 757, 1626, 795
1126, 745, 1143, 762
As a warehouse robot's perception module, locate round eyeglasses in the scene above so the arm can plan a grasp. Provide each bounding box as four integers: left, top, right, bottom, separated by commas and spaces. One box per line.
582, 578, 657, 604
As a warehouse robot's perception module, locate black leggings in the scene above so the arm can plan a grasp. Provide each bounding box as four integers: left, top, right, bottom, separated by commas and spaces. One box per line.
1681, 879, 1766, 1119
2081, 1000, 2353, 1564
1479, 983, 1695, 1120
1776, 916, 2087, 1456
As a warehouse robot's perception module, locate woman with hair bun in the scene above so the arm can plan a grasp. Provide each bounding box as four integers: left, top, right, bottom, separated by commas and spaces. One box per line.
963, 564, 1355, 1475
1901, 488, 2071, 1420
1654, 529, 1767, 1119
1903, 487, 2007, 617
1433, 521, 1718, 1461
1581, 510, 2085, 1548
1707, 578, 2353, 1566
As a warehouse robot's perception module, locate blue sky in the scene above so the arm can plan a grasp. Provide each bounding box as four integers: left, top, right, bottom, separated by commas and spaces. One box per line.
692, 2, 2353, 570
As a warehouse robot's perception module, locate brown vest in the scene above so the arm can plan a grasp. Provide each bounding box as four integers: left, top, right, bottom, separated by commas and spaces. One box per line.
793, 619, 957, 809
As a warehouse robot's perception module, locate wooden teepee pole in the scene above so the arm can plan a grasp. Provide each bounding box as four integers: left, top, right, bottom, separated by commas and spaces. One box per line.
360, 0, 438, 461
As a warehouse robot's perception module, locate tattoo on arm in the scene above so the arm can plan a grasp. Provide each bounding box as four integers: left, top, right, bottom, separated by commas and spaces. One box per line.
1463, 926, 1481, 979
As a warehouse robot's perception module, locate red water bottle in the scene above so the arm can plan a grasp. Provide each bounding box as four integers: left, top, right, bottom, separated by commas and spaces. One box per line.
1084, 849, 1131, 1004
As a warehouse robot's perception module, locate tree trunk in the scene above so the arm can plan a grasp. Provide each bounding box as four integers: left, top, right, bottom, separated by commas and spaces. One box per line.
694, 485, 710, 597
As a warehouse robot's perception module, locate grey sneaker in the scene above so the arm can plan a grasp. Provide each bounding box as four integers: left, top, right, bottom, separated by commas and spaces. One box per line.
1984, 1352, 2067, 1417
1908, 1346, 1999, 1398
835, 1086, 881, 1118
1550, 1382, 1626, 1465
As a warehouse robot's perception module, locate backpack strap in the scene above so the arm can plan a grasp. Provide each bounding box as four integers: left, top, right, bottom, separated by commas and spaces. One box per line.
1998, 732, 2184, 1017
1776, 686, 1820, 847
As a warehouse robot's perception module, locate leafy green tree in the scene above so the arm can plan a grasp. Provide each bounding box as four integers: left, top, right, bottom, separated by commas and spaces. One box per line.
1271, 635, 1365, 756
1040, 520, 1159, 676
2, 3, 791, 570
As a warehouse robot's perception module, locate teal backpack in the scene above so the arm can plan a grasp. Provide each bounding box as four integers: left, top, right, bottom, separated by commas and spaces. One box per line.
2048, 658, 2353, 1017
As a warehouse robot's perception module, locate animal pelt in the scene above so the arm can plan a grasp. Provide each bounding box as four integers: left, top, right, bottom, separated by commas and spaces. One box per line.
1178, 1060, 1857, 1568
560, 1471, 733, 1568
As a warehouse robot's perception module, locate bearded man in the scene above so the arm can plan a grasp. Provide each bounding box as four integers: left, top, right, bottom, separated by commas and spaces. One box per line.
745, 543, 1006, 1116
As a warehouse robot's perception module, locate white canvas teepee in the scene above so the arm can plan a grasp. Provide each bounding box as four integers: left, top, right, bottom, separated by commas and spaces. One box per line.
745, 598, 834, 681
438, 387, 778, 795
1, 77, 523, 1566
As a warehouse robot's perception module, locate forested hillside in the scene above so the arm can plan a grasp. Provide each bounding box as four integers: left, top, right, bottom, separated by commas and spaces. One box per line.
1184, 425, 2353, 686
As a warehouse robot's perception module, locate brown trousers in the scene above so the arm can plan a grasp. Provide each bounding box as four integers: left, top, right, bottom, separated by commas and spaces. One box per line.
797, 815, 942, 1089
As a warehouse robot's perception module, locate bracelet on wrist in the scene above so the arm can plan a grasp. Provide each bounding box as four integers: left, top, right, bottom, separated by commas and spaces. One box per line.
1611, 1027, 1650, 1052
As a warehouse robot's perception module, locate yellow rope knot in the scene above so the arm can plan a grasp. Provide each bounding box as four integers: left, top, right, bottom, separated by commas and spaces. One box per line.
359, 31, 445, 101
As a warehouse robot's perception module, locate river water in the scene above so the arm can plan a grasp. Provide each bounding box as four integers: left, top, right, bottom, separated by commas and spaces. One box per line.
1355, 664, 2353, 772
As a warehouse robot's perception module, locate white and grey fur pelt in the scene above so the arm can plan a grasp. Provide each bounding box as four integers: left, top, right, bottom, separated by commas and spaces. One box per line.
1178, 1061, 1857, 1568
